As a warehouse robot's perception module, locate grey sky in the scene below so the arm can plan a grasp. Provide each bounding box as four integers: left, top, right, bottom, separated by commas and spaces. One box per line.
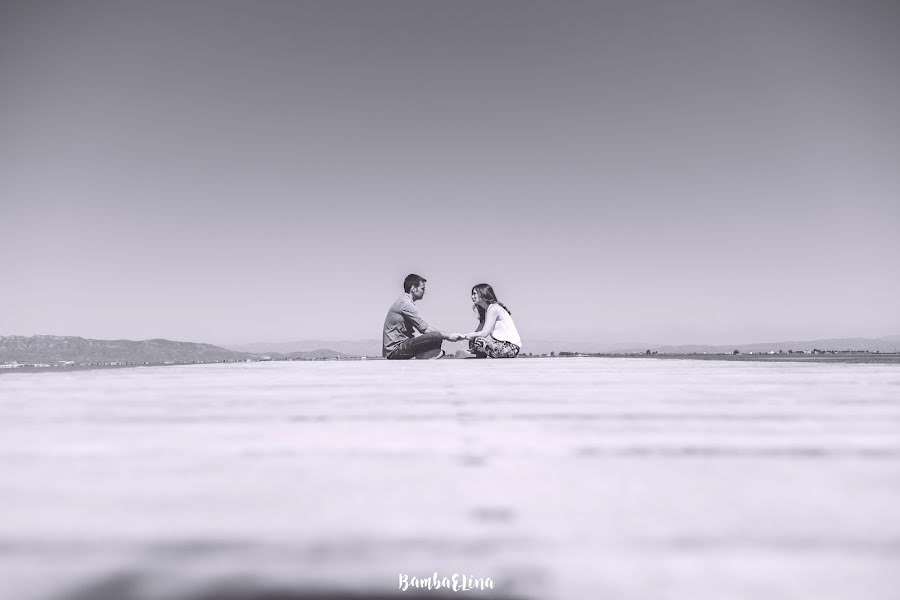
2, 0, 898, 346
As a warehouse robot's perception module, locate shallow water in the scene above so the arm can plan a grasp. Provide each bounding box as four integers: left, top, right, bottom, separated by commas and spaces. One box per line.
1, 358, 899, 599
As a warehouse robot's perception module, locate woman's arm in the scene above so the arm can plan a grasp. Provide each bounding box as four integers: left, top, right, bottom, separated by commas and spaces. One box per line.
463, 305, 500, 340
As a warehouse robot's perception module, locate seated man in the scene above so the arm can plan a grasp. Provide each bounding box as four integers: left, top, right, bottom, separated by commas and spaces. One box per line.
382, 274, 459, 359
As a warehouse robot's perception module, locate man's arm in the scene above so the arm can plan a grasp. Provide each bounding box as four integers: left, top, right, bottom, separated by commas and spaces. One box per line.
427, 327, 462, 341
400, 301, 431, 334
400, 301, 461, 340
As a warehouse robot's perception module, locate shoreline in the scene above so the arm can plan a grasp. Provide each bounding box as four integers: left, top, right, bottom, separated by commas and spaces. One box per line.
0, 357, 376, 375
3, 353, 900, 375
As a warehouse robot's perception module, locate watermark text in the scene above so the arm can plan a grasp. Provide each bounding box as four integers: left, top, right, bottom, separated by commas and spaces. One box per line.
399, 572, 494, 592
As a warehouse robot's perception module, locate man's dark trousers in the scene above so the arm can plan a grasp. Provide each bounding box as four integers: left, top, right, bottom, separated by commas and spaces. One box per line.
386, 331, 443, 359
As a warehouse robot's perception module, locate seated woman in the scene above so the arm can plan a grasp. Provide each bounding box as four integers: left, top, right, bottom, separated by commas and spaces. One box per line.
462, 283, 522, 358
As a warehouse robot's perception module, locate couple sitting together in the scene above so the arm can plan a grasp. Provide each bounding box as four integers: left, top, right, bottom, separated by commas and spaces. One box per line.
382, 273, 522, 360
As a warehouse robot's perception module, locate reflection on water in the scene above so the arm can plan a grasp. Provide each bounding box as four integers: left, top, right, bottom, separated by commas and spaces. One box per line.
2, 359, 900, 600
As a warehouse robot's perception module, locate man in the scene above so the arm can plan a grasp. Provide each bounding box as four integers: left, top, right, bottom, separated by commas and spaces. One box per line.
383, 274, 460, 359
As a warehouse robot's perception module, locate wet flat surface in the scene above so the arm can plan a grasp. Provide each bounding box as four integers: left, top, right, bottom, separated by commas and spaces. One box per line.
1, 358, 899, 600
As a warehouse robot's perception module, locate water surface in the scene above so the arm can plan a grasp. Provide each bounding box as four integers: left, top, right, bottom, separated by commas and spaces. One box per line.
2, 358, 899, 599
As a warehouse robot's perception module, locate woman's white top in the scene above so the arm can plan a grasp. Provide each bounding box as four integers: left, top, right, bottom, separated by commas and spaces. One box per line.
491, 306, 522, 347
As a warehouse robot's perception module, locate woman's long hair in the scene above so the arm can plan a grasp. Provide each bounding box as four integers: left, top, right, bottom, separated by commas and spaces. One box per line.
472, 283, 511, 327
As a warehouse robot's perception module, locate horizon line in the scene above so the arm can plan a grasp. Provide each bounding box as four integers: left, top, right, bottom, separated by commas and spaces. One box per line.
5, 332, 900, 348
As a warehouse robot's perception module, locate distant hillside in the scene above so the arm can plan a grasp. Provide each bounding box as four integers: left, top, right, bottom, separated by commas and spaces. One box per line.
274, 349, 349, 360
0, 335, 254, 365
226, 339, 381, 357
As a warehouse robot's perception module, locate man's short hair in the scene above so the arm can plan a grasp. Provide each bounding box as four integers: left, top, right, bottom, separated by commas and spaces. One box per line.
404, 274, 426, 293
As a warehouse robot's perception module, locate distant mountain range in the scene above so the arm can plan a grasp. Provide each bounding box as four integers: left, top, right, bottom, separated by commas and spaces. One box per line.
0, 336, 350, 365
226, 339, 384, 357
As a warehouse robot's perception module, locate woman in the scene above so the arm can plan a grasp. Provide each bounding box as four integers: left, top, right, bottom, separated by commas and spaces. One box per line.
463, 283, 522, 358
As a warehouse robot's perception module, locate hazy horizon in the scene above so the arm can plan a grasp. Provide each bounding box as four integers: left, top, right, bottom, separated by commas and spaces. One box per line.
5, 331, 900, 353
219, 332, 900, 350
3, 1, 899, 346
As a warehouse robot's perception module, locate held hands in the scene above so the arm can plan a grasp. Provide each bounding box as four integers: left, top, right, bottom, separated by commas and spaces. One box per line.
447, 333, 467, 342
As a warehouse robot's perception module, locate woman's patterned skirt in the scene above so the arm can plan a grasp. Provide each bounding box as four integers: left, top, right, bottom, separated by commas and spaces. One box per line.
470, 335, 520, 359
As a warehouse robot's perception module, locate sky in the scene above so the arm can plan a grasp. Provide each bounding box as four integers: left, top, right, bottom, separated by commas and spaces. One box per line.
1, 0, 899, 346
